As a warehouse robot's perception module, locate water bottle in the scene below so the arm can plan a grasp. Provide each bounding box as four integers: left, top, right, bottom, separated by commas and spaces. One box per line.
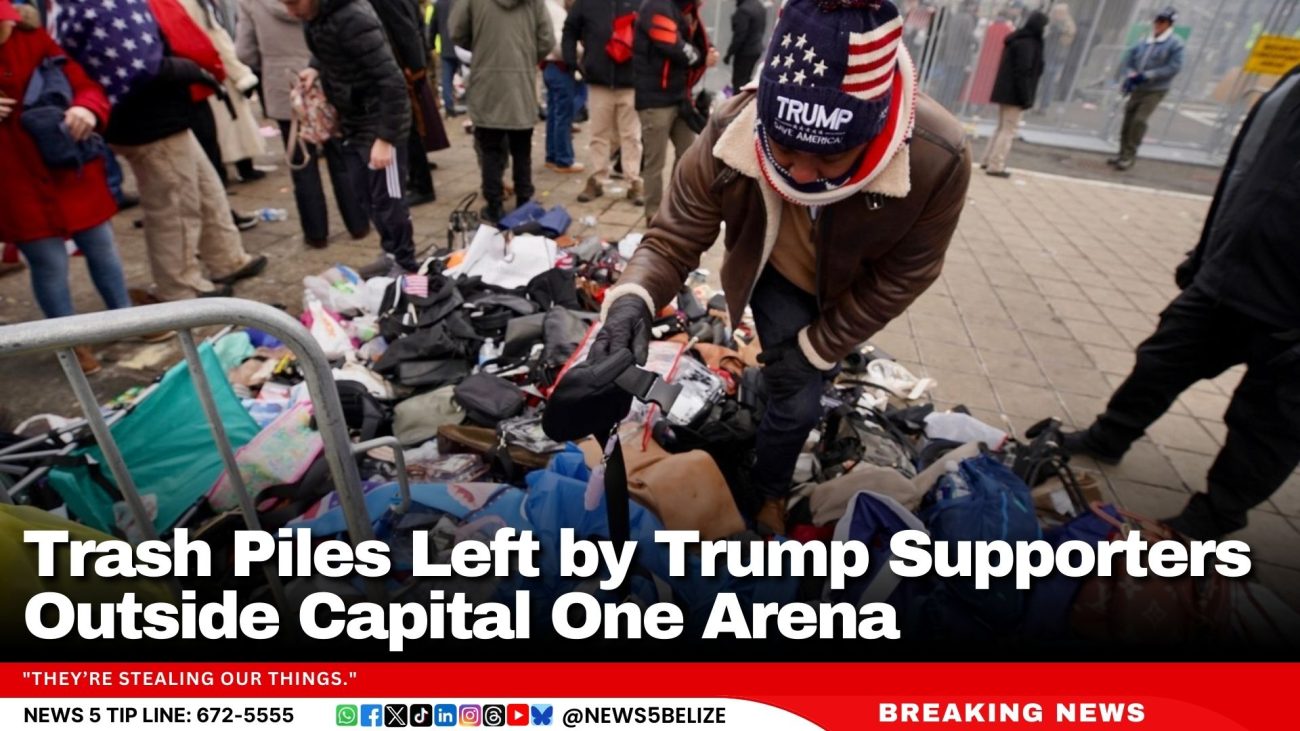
257, 207, 288, 222
478, 338, 500, 366
574, 215, 599, 241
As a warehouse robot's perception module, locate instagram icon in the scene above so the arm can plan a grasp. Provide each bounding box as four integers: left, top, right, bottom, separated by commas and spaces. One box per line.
459, 704, 482, 726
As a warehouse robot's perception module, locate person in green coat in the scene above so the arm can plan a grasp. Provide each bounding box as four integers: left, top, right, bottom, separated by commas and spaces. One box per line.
451, 0, 553, 223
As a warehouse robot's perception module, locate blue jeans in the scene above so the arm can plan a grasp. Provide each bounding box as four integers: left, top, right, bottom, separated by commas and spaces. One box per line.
20, 222, 131, 319
543, 64, 576, 167
440, 58, 461, 112
574, 80, 588, 117
105, 153, 126, 205
749, 267, 833, 498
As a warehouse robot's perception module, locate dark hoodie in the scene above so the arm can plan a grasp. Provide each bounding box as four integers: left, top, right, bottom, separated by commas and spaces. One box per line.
633, 0, 710, 111
563, 0, 640, 88
991, 10, 1047, 109
304, 0, 412, 146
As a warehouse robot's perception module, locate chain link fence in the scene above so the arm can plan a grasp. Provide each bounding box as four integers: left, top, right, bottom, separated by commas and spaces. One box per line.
700, 0, 1299, 165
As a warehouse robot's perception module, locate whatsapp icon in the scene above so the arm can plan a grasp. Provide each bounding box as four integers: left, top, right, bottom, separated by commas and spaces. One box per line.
336, 705, 359, 726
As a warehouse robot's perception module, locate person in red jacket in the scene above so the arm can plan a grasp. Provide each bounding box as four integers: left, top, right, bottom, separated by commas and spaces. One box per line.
0, 1, 131, 373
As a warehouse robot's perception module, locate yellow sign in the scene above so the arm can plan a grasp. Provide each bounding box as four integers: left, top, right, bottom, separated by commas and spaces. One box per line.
1244, 35, 1300, 76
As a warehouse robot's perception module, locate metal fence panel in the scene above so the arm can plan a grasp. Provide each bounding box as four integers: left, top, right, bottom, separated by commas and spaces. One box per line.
0, 300, 376, 589
901, 0, 1299, 164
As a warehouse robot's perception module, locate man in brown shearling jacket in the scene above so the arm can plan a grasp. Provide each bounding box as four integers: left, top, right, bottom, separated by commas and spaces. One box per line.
590, 0, 971, 534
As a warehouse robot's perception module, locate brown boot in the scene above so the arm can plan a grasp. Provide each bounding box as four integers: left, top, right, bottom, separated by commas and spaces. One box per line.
627, 180, 645, 206
577, 176, 603, 203
74, 346, 102, 376
755, 498, 788, 536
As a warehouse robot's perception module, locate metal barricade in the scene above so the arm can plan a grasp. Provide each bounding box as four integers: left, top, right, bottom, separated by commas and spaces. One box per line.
0, 298, 407, 606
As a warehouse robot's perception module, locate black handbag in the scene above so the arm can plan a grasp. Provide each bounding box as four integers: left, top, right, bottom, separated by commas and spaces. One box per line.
501, 313, 547, 360
534, 308, 597, 388
374, 316, 478, 373
394, 359, 470, 389
454, 374, 526, 427
448, 193, 481, 251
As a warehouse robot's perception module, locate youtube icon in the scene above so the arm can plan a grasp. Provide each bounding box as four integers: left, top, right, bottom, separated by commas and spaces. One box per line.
506, 704, 529, 726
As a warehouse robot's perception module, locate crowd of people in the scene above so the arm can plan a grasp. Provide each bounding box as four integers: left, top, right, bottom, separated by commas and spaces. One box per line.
0, 0, 749, 331
2, 1, 1195, 335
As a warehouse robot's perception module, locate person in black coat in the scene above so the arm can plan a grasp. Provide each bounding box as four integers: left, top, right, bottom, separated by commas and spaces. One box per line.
291, 0, 419, 274
724, 0, 765, 92
1058, 66, 1300, 540
632, 0, 715, 218
563, 0, 643, 204
366, 0, 439, 206
980, 9, 1045, 178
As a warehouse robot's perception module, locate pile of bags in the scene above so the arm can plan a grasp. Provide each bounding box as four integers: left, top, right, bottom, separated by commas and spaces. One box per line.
3, 218, 1297, 649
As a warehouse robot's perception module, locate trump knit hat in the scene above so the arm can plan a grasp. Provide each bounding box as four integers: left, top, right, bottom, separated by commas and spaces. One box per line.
754, 0, 916, 206
758, 0, 910, 155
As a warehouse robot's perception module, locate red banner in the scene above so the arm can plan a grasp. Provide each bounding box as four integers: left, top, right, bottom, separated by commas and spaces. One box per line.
3, 662, 1294, 729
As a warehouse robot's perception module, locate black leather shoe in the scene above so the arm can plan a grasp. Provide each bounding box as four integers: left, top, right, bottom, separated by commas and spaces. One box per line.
212, 254, 268, 285
232, 211, 259, 231
1060, 430, 1124, 465
480, 204, 504, 225
405, 191, 436, 207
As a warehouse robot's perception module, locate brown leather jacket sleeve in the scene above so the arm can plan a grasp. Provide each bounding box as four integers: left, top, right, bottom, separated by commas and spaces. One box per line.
607, 114, 727, 314
807, 141, 972, 364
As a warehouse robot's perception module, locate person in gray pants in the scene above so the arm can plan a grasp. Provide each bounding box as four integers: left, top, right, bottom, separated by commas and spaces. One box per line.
1110, 6, 1184, 171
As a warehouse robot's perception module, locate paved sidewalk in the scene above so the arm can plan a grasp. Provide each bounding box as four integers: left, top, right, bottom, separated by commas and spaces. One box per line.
872, 169, 1300, 605
1, 121, 1296, 605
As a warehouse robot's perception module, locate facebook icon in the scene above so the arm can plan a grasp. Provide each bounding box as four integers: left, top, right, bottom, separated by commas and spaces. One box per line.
433, 704, 457, 727
360, 705, 384, 727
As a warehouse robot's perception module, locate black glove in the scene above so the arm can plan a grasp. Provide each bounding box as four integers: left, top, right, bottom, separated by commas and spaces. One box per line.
1174, 250, 1199, 290
590, 296, 651, 366
758, 340, 824, 396
197, 70, 227, 98
543, 346, 638, 441
724, 54, 733, 65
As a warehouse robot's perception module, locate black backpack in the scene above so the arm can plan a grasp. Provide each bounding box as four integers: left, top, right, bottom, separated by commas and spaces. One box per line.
1016, 418, 1089, 510
334, 381, 393, 441
654, 399, 762, 517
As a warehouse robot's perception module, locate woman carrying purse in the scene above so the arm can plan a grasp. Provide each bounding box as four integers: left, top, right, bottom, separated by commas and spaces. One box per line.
0, 1, 133, 373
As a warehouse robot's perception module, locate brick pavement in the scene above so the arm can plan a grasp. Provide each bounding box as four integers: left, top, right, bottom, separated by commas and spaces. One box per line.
1, 121, 1296, 604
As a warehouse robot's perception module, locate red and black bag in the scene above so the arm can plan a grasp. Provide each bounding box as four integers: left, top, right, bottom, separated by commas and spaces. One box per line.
606, 13, 636, 64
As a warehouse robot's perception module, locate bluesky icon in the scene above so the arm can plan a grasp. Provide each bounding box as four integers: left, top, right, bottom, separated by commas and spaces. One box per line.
530, 705, 553, 727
